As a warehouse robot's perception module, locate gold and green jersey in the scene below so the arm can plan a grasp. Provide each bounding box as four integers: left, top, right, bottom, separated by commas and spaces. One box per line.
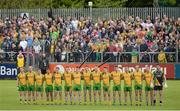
92, 71, 101, 84
35, 74, 44, 86
134, 71, 142, 85
64, 72, 72, 86
26, 71, 35, 85
102, 73, 110, 86
83, 71, 91, 85
144, 72, 153, 86
73, 72, 81, 85
123, 72, 132, 86
111, 71, 121, 85
54, 73, 62, 86
45, 73, 53, 85
18, 73, 26, 85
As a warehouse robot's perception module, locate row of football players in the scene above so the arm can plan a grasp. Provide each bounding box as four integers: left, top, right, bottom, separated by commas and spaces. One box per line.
17, 65, 166, 106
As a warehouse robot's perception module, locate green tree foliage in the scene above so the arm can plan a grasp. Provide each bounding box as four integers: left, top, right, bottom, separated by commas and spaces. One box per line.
0, 0, 179, 8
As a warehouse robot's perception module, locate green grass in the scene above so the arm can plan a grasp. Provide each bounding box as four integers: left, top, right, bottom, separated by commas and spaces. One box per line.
0, 80, 180, 110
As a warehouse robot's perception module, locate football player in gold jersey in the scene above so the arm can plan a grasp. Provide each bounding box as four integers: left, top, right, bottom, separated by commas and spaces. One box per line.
26, 66, 36, 104
73, 68, 82, 104
111, 66, 122, 105
102, 67, 111, 105
53, 67, 63, 104
45, 69, 53, 104
17, 67, 27, 104
92, 66, 102, 104
143, 66, 154, 106
122, 67, 133, 105
63, 66, 73, 104
132, 65, 143, 106
83, 66, 92, 104
35, 69, 44, 104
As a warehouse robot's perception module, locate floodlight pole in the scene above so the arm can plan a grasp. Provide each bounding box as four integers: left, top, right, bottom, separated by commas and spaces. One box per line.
88, 2, 93, 20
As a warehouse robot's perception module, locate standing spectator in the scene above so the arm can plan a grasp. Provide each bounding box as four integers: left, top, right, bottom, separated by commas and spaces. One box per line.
158, 50, 167, 63
131, 49, 139, 63
32, 37, 41, 66
39, 53, 49, 75
17, 51, 25, 73
19, 37, 27, 52
140, 51, 150, 62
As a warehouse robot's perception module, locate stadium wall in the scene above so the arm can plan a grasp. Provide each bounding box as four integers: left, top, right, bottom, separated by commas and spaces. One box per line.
49, 63, 176, 79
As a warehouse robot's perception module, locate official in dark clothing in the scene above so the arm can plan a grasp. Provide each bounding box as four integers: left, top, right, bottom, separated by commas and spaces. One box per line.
153, 64, 167, 106
39, 53, 49, 74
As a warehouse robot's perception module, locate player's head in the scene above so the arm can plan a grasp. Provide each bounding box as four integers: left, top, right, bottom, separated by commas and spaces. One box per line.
94, 65, 98, 71
85, 65, 89, 70
156, 64, 161, 70
38, 69, 41, 74
55, 67, 59, 73
104, 67, 108, 72
65, 66, 69, 72
29, 66, 33, 72
76, 67, 80, 72
146, 66, 150, 72
135, 65, 139, 71
125, 67, 129, 72
20, 67, 24, 73
115, 65, 119, 71
47, 69, 50, 74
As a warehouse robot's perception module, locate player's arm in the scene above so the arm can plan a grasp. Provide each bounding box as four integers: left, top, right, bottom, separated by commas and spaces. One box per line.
16, 75, 19, 88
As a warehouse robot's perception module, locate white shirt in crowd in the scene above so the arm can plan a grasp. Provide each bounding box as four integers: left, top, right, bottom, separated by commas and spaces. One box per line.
19, 40, 27, 51
33, 45, 41, 54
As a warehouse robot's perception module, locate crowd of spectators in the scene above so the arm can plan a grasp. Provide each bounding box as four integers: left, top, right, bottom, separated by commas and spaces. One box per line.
0, 15, 180, 65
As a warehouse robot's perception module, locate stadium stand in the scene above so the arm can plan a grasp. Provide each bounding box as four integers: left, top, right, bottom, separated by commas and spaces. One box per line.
0, 15, 179, 66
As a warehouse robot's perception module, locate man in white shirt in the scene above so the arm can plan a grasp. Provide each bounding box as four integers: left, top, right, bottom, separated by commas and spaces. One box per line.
19, 38, 28, 51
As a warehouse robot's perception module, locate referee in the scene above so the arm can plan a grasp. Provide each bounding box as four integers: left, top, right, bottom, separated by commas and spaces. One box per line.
153, 64, 166, 106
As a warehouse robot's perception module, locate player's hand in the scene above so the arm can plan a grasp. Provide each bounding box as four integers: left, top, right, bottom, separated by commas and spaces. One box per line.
164, 82, 168, 88
17, 86, 19, 90
150, 82, 154, 88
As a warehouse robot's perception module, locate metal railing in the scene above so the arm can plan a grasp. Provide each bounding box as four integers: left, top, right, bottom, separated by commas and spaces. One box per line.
0, 51, 179, 67
0, 7, 179, 20
0, 51, 35, 70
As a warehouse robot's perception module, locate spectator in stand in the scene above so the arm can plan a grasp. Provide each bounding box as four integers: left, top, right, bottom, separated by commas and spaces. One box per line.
17, 51, 25, 73
0, 15, 179, 63
158, 50, 167, 63
39, 53, 49, 75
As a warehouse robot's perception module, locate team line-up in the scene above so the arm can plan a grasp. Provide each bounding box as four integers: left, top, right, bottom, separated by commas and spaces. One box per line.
17, 64, 167, 106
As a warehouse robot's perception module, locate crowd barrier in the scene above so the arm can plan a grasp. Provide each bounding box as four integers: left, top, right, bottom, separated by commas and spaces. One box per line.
50, 63, 176, 79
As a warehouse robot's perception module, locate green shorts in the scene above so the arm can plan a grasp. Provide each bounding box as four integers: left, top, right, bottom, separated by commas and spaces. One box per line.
124, 86, 132, 91
145, 86, 153, 91
84, 85, 91, 90
135, 84, 142, 90
73, 85, 82, 91
93, 83, 101, 90
113, 85, 121, 91
36, 85, 43, 92
28, 85, 35, 91
64, 85, 72, 91
45, 85, 53, 92
103, 85, 109, 92
18, 85, 27, 91
54, 85, 62, 91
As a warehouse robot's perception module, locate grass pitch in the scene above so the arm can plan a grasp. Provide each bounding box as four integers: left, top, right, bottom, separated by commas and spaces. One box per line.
0, 80, 180, 110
